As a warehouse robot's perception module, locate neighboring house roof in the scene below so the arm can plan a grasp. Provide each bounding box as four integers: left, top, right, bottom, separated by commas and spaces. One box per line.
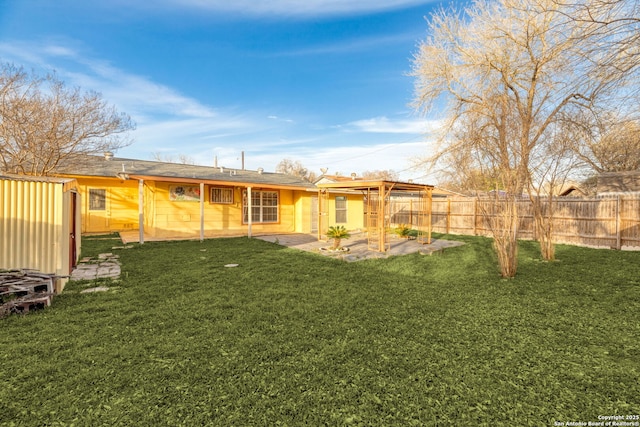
596, 171, 640, 194
537, 180, 588, 197
55, 155, 317, 190
315, 174, 362, 184
558, 185, 587, 197
431, 187, 466, 198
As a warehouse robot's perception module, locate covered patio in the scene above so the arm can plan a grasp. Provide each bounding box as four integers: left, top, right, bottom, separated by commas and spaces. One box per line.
316, 179, 434, 252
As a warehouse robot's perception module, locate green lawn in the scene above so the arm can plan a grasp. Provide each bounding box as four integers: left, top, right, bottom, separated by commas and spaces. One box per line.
1, 234, 639, 426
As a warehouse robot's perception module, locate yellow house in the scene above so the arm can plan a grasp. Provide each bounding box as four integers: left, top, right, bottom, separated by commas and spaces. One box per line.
55, 155, 331, 241
53, 155, 432, 252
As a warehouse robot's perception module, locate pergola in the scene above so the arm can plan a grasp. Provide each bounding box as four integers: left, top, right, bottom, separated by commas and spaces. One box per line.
316, 180, 434, 252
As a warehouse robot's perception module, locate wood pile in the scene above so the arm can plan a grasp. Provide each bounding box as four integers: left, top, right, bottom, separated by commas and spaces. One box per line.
0, 270, 57, 318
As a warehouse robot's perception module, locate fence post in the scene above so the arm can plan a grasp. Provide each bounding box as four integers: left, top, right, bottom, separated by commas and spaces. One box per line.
410, 199, 413, 227
473, 197, 478, 235
616, 195, 622, 250
446, 198, 451, 234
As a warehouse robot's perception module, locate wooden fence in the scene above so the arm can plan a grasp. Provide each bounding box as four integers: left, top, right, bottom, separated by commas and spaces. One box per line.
390, 195, 640, 250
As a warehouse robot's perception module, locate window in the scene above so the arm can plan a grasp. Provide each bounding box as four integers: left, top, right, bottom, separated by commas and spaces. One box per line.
210, 187, 234, 204
89, 189, 106, 211
335, 196, 347, 223
243, 190, 279, 223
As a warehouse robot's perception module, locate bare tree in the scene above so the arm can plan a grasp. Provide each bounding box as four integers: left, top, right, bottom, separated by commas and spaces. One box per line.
360, 169, 399, 181
276, 158, 317, 182
550, 0, 640, 176
151, 152, 196, 165
0, 63, 134, 176
567, 113, 640, 173
550, 0, 640, 79
411, 0, 624, 275
526, 122, 582, 260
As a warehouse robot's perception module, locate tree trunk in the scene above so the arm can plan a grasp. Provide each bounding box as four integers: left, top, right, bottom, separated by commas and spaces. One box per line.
479, 196, 520, 278
332, 238, 341, 250
531, 195, 556, 261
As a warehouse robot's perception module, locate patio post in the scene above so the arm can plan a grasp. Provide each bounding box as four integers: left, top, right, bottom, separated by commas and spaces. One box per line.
138, 179, 144, 244
247, 186, 252, 238
200, 182, 205, 242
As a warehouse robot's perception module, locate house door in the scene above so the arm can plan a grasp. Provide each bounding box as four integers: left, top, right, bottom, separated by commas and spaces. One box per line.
311, 196, 318, 233
86, 188, 110, 232
318, 190, 329, 241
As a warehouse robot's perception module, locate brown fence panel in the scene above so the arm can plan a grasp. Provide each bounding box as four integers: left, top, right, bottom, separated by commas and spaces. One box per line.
621, 196, 640, 248
393, 195, 640, 250
551, 198, 617, 248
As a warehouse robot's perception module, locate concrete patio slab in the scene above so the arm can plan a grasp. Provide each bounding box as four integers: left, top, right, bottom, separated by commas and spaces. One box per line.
255, 232, 464, 261
117, 230, 464, 262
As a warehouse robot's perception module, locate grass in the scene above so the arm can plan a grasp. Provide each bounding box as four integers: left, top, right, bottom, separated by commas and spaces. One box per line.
1, 233, 639, 426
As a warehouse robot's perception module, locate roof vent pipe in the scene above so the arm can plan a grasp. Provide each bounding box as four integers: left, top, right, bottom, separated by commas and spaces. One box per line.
104, 151, 114, 160
257, 167, 264, 174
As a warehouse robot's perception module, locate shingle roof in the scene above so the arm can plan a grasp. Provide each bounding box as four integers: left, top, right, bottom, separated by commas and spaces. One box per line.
56, 155, 317, 190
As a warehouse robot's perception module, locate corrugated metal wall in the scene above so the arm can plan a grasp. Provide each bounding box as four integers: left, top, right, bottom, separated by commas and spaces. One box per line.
1, 178, 70, 281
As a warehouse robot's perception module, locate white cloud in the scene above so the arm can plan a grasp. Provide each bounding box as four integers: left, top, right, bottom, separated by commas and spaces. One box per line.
41, 44, 77, 58
267, 115, 294, 123
0, 41, 216, 119
159, 0, 437, 17
0, 40, 267, 156
269, 33, 419, 57
344, 115, 441, 134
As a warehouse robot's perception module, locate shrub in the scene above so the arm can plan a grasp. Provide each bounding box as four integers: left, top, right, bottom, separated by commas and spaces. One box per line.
326, 225, 351, 249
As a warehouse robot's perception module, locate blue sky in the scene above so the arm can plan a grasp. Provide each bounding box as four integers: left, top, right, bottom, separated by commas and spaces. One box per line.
0, 0, 456, 182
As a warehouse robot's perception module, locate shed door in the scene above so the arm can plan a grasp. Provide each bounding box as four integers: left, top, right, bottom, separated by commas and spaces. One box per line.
86, 188, 110, 232
69, 192, 78, 270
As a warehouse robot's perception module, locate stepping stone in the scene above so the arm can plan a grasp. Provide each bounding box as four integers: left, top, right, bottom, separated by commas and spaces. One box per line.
81, 286, 110, 293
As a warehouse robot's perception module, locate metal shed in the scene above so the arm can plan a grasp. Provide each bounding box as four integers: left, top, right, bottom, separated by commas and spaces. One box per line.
0, 174, 81, 293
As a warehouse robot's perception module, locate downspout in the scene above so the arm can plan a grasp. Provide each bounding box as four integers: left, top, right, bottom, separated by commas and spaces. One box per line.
138, 179, 144, 244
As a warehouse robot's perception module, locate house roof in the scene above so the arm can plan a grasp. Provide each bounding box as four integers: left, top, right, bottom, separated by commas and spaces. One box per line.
56, 155, 317, 191
597, 171, 640, 194
315, 174, 362, 183
558, 185, 587, 197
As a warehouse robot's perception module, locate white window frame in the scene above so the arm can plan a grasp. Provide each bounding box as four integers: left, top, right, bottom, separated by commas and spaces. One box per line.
335, 196, 347, 223
210, 187, 234, 204
89, 189, 106, 211
243, 190, 279, 224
